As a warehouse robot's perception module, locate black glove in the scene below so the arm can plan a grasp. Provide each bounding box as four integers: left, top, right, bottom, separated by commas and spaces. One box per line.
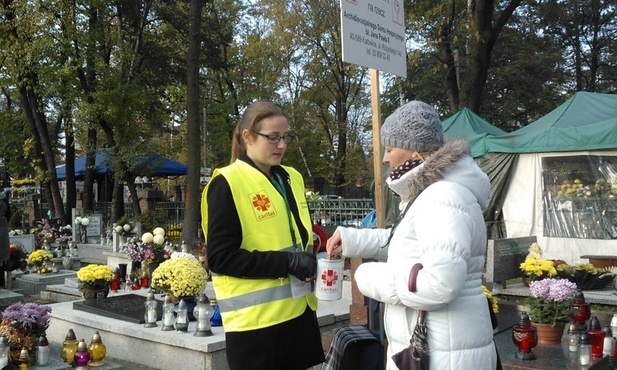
287, 251, 317, 281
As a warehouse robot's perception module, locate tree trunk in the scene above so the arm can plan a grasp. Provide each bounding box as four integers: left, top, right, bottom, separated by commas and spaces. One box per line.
182, 0, 205, 247
19, 72, 67, 223
82, 132, 97, 211
459, 0, 523, 112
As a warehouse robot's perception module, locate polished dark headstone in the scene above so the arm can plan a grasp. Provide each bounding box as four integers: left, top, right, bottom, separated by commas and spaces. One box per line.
73, 294, 162, 324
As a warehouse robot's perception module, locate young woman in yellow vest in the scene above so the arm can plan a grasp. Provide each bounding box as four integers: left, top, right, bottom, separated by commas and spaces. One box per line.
201, 101, 324, 370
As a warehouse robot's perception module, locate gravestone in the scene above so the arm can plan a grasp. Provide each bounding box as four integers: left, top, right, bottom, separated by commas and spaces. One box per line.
86, 213, 103, 242
9, 234, 36, 253
485, 236, 537, 289
71, 208, 103, 243
73, 294, 163, 324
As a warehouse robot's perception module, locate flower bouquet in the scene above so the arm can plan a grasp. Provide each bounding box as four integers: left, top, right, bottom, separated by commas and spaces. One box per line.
527, 278, 577, 326
53, 224, 73, 243
0, 302, 52, 362
123, 240, 146, 262
519, 243, 558, 281
27, 250, 53, 273
559, 263, 615, 290
151, 256, 207, 298
8, 229, 24, 237
520, 243, 616, 289
141, 228, 171, 266
113, 216, 135, 237
75, 215, 92, 242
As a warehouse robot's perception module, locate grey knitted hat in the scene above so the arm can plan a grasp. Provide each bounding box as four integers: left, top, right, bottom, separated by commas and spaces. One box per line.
381, 101, 444, 152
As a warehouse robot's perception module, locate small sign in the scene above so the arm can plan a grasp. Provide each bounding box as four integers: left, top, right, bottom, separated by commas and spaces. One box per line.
340, 0, 407, 77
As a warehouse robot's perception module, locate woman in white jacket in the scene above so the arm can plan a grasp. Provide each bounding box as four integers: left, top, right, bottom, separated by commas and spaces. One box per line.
326, 101, 498, 370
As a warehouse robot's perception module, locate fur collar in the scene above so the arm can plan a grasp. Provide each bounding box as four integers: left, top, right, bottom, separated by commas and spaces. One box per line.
403, 139, 470, 203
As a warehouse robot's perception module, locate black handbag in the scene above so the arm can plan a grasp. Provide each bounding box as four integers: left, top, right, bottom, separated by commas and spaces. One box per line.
392, 263, 429, 370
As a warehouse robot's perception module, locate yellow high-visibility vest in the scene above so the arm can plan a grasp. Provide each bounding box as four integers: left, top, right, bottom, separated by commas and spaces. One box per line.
201, 160, 317, 332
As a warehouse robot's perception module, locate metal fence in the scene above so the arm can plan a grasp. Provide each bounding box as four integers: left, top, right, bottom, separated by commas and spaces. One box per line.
307, 199, 374, 227
22, 199, 374, 234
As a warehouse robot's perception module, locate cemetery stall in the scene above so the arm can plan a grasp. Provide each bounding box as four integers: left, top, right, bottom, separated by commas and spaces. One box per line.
442, 92, 617, 265
484, 92, 617, 264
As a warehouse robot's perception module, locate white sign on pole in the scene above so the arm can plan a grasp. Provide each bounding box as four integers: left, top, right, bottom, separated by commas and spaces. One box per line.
340, 0, 406, 78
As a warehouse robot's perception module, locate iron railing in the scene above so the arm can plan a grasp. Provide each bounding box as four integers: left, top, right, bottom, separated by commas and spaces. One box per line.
18, 199, 375, 230
308, 199, 374, 227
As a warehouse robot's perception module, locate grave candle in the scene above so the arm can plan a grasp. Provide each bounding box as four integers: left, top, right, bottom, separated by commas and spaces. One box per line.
144, 291, 158, 328
161, 294, 175, 331
0, 335, 9, 367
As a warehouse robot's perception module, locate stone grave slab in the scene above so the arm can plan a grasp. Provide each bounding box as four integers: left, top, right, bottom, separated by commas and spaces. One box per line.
0, 288, 24, 308
14, 270, 77, 295
73, 294, 162, 324
485, 236, 536, 289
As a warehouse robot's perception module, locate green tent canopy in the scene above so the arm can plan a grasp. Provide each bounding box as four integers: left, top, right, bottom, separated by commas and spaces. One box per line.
442, 108, 507, 158
486, 92, 617, 154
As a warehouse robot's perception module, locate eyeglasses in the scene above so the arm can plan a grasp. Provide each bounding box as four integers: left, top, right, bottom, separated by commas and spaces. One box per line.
252, 131, 295, 144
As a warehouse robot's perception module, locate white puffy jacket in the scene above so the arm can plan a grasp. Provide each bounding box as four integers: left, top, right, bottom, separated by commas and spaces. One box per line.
337, 140, 497, 370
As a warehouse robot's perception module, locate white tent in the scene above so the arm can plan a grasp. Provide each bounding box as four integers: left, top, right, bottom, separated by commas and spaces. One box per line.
485, 92, 617, 264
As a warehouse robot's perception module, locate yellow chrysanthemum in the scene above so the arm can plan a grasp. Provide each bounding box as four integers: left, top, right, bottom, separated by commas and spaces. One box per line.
151, 257, 208, 297
482, 285, 499, 314
77, 264, 114, 288
27, 250, 53, 265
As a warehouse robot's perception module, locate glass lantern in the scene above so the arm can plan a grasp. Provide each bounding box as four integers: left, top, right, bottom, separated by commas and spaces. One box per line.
161, 294, 175, 331
36, 333, 51, 366
144, 291, 158, 328
512, 311, 537, 360
570, 290, 591, 332
87, 331, 107, 367
193, 293, 214, 337
74, 339, 90, 369
61, 328, 79, 364
175, 299, 189, 332
0, 335, 9, 368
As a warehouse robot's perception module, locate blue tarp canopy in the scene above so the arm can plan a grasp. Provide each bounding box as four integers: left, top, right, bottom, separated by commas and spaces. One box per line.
56, 148, 188, 180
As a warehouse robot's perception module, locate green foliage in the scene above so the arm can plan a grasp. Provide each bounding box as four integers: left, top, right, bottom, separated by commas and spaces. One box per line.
526, 297, 573, 327
8, 208, 25, 229
133, 210, 166, 234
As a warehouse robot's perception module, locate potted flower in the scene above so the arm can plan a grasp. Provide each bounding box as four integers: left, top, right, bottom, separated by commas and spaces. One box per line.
77, 264, 114, 300
151, 256, 207, 300
27, 250, 53, 274
527, 278, 577, 344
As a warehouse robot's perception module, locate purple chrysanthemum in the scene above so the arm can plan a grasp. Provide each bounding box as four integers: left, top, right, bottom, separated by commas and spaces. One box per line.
529, 278, 577, 302
2, 302, 52, 334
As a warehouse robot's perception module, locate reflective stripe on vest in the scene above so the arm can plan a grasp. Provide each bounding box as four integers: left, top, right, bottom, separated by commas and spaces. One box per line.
216, 283, 292, 313
212, 245, 297, 313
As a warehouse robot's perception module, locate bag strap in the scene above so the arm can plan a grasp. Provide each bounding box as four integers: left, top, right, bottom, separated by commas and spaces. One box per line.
408, 263, 426, 319
408, 263, 423, 292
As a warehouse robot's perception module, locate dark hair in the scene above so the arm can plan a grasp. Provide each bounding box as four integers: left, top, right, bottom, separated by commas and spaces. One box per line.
230, 101, 286, 163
